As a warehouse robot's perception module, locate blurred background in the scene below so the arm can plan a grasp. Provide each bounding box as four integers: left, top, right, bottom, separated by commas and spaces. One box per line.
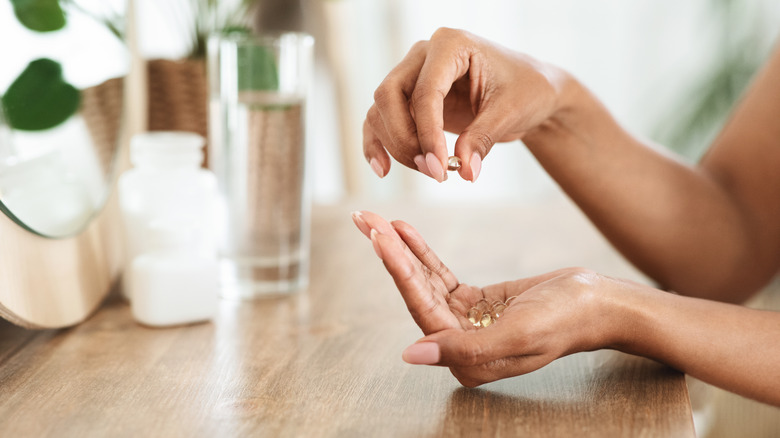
4, 0, 780, 206
2, 0, 780, 434
129, 0, 780, 206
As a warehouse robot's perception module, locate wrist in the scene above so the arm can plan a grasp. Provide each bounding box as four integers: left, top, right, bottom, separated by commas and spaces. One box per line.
561, 270, 639, 353
598, 277, 661, 354
522, 69, 609, 148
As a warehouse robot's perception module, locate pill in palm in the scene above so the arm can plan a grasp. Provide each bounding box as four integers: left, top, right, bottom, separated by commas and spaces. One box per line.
491, 302, 507, 319
467, 296, 519, 329
467, 308, 482, 327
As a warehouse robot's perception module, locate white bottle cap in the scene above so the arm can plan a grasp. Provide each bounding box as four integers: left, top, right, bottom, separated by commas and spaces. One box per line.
130, 132, 205, 168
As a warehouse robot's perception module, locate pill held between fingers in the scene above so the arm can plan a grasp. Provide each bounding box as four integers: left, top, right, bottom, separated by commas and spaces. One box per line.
479, 312, 493, 328
447, 156, 461, 171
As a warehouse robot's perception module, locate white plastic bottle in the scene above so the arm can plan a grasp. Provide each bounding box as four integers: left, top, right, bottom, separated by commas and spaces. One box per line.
130, 220, 218, 327
118, 132, 219, 300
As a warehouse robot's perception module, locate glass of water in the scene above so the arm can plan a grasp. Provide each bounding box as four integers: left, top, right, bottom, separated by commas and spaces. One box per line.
208, 31, 314, 299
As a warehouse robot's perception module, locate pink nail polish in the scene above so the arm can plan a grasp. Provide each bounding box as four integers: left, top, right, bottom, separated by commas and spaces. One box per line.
425, 153, 444, 182
402, 342, 440, 365
369, 158, 384, 178
414, 154, 431, 177
470, 152, 482, 182
370, 229, 383, 259
351, 211, 371, 236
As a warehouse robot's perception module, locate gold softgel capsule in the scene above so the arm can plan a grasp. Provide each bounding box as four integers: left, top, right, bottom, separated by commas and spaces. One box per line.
468, 296, 519, 328
447, 156, 461, 171
467, 308, 482, 327
474, 298, 490, 313
491, 302, 507, 320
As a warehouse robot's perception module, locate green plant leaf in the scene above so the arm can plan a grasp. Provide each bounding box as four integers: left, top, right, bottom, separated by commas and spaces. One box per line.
238, 45, 279, 91
1, 58, 80, 131
10, 0, 66, 32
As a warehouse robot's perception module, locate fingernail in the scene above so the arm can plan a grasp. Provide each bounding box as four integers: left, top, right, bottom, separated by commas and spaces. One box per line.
402, 342, 440, 365
470, 152, 482, 182
370, 229, 383, 259
413, 154, 431, 177
425, 153, 444, 182
369, 158, 384, 178
351, 211, 371, 236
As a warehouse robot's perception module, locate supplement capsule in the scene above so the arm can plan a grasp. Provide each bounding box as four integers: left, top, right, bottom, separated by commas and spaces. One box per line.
475, 298, 490, 313
505, 296, 518, 306
467, 308, 482, 327
447, 156, 462, 171
491, 302, 507, 320
479, 312, 493, 327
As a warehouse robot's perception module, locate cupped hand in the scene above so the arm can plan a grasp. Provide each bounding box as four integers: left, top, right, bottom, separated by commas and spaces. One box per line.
364, 27, 567, 182
352, 210, 622, 387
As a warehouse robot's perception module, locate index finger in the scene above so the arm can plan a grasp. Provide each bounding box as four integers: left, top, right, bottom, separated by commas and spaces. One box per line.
410, 28, 474, 182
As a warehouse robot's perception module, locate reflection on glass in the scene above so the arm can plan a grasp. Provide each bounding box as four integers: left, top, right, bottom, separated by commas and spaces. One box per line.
0, 0, 127, 237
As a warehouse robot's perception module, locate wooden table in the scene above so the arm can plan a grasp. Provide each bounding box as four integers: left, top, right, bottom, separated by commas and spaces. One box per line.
0, 197, 695, 437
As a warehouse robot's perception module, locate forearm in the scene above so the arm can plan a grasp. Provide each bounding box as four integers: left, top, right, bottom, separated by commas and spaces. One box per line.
605, 280, 780, 406
523, 74, 771, 302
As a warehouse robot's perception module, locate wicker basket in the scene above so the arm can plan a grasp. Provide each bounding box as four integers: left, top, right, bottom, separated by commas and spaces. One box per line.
80, 76, 124, 179
146, 58, 209, 166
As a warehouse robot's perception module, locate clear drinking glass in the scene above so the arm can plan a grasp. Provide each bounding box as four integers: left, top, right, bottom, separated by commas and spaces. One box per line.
208, 32, 314, 299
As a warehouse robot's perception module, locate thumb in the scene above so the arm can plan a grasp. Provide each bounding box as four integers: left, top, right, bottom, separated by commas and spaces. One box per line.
402, 327, 514, 367
453, 111, 505, 182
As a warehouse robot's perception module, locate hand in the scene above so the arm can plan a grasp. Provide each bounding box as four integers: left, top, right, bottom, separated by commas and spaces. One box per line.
363, 27, 567, 182
352, 210, 623, 387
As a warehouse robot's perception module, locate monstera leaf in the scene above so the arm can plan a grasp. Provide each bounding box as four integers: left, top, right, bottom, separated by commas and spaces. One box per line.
1, 58, 80, 131
10, 0, 66, 32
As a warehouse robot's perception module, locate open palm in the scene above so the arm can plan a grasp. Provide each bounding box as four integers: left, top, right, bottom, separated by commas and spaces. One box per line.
351, 210, 486, 334
351, 210, 607, 387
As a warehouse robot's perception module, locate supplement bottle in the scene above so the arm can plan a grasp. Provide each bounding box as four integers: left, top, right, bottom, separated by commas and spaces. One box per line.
130, 220, 218, 327
118, 132, 219, 300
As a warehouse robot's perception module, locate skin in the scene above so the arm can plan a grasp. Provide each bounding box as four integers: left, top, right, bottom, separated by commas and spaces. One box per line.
360, 28, 780, 405
364, 28, 780, 302
352, 211, 780, 407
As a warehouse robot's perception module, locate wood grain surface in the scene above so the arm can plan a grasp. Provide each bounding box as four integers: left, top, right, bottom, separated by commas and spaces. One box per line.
0, 198, 695, 437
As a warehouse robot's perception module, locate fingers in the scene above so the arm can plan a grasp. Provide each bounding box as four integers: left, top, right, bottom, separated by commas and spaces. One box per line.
372, 230, 461, 334
453, 110, 505, 182
363, 112, 390, 178
415, 328, 522, 367
402, 324, 557, 386
351, 210, 397, 239
391, 220, 458, 291
368, 42, 432, 178
352, 210, 461, 334
372, 42, 427, 168
410, 29, 474, 182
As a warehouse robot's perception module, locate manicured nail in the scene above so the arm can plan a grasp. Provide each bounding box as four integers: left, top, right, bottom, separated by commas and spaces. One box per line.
413, 154, 431, 177
351, 211, 371, 236
402, 342, 440, 365
425, 153, 444, 182
369, 158, 384, 178
470, 152, 482, 182
370, 229, 383, 259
